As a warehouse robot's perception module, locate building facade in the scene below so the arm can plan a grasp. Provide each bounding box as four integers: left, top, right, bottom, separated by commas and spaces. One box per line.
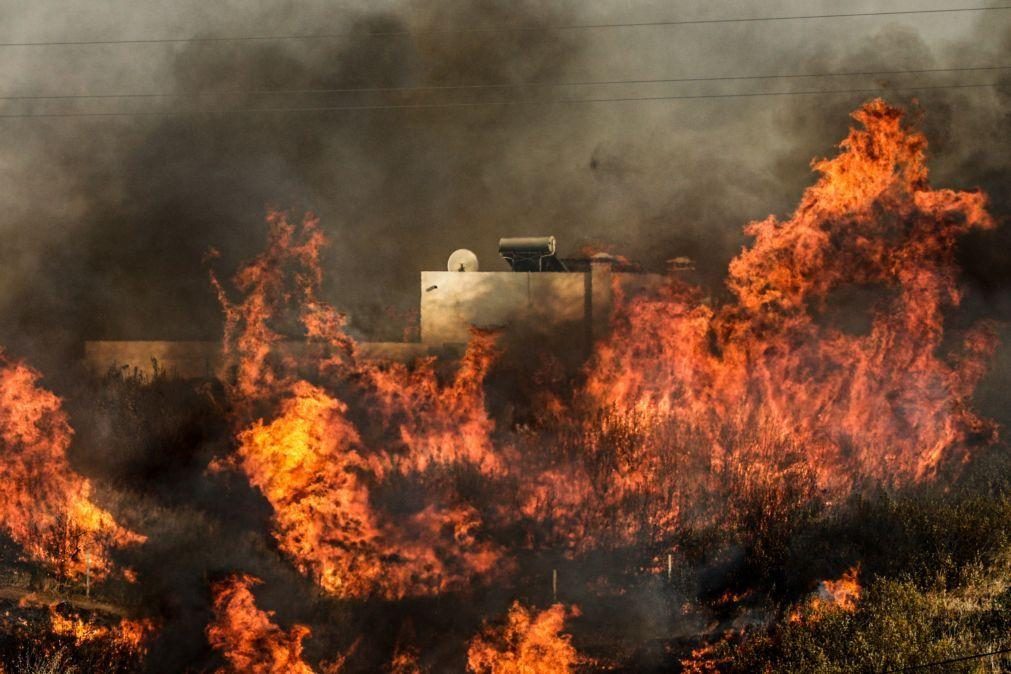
84, 241, 675, 378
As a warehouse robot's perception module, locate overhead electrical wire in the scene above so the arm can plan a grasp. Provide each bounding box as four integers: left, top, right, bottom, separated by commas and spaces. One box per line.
0, 5, 1005, 119
0, 5, 1007, 47
0, 82, 1001, 119
882, 645, 1011, 672
0, 64, 1008, 101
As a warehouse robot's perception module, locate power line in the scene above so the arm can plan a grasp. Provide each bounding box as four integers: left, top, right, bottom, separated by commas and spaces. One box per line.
0, 5, 1009, 47
2, 64, 1009, 101
882, 645, 1011, 672
0, 82, 999, 119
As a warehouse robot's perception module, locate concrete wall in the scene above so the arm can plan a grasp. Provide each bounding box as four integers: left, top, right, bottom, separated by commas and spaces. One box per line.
84, 341, 220, 379
419, 267, 667, 358
83, 340, 433, 379
84, 267, 668, 379
420, 271, 588, 347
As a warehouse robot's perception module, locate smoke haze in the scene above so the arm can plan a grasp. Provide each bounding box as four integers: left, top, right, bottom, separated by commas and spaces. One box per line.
0, 0, 1006, 373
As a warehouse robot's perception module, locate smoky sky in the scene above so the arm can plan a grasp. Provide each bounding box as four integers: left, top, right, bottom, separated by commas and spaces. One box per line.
0, 0, 1008, 374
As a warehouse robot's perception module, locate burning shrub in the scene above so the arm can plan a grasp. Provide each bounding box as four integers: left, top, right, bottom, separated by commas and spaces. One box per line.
584, 99, 997, 507
44, 607, 155, 665
0, 97, 994, 671
719, 576, 1011, 672
185, 97, 1008, 670
788, 566, 862, 624
680, 477, 1011, 672
206, 573, 315, 674
466, 602, 583, 674
0, 352, 144, 582
508, 103, 1002, 567
212, 211, 508, 600
0, 606, 148, 674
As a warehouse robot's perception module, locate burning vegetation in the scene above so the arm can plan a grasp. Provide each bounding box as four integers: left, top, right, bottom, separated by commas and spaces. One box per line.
586, 99, 996, 493
206, 574, 314, 674
211, 210, 506, 600
466, 602, 583, 673
0, 353, 143, 582
2, 99, 1011, 671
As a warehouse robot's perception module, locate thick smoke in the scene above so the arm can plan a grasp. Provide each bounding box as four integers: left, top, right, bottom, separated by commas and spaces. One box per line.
0, 1, 1008, 376
0, 0, 587, 370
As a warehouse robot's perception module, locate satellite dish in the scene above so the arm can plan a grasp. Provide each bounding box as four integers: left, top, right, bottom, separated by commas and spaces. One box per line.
447, 249, 479, 272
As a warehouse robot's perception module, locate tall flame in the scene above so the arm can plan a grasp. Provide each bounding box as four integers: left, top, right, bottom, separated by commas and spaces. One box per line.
206, 574, 315, 674
581, 99, 997, 527
0, 351, 144, 580
212, 99, 996, 605
213, 211, 505, 599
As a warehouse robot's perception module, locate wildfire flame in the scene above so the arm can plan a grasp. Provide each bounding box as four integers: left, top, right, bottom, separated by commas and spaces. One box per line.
48, 608, 156, 653
574, 99, 997, 541
206, 99, 995, 650
790, 565, 862, 623
213, 212, 506, 599
388, 643, 424, 674
816, 566, 862, 612
466, 602, 583, 674
0, 351, 144, 580
206, 574, 315, 674
680, 641, 732, 674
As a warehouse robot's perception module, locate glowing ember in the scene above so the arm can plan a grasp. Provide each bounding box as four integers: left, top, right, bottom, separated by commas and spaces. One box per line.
680, 641, 732, 674
388, 643, 424, 674
0, 351, 144, 580
206, 574, 315, 674
466, 602, 583, 674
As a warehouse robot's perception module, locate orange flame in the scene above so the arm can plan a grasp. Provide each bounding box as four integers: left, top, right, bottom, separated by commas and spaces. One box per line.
212, 99, 995, 603
578, 99, 997, 540
680, 640, 732, 674
0, 351, 144, 580
790, 565, 862, 623
48, 608, 156, 653
206, 574, 315, 674
213, 212, 507, 599
466, 602, 583, 674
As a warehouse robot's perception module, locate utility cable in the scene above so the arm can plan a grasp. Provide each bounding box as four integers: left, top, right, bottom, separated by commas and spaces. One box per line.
0, 82, 1000, 119
0, 5, 1007, 48
882, 645, 1011, 672
1, 64, 1008, 101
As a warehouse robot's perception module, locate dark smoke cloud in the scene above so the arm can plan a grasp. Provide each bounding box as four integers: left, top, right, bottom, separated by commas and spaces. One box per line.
0, 1, 1007, 376
0, 0, 586, 372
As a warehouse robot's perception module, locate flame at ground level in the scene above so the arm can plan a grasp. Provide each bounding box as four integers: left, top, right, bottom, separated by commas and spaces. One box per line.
466, 602, 584, 674
212, 100, 999, 605
790, 565, 863, 623
184, 98, 1007, 674
583, 98, 997, 503
48, 607, 156, 653
206, 574, 315, 674
0, 352, 144, 581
